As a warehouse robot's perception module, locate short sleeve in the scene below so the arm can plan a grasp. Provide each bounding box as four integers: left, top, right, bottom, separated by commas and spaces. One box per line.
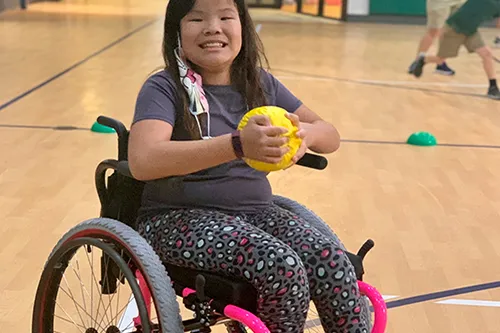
261, 70, 303, 113
132, 71, 178, 126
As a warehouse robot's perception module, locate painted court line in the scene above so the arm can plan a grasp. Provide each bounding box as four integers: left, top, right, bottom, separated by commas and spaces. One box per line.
3, 123, 500, 150
382, 295, 500, 308
276, 74, 487, 88
342, 139, 500, 150
357, 78, 486, 88
382, 295, 399, 300
436, 299, 500, 307
0, 18, 160, 112
306, 285, 500, 329
0, 124, 88, 131
274, 68, 488, 98
385, 280, 500, 309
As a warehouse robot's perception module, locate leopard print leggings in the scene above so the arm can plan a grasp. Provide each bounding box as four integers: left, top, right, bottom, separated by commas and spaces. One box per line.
137, 203, 370, 333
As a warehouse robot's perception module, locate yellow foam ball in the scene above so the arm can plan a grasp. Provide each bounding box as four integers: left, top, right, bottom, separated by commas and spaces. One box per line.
237, 106, 302, 172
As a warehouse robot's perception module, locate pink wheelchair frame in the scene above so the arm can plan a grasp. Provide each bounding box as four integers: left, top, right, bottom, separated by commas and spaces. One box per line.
133, 263, 387, 333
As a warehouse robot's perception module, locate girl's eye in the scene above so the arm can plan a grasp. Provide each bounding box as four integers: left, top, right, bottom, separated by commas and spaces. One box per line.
190, 18, 202, 22
221, 16, 234, 20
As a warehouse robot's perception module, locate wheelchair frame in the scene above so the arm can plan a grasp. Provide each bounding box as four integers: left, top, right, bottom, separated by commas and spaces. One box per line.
35, 115, 388, 333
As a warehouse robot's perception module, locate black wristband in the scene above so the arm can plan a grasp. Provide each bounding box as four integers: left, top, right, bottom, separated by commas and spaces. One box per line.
231, 130, 244, 158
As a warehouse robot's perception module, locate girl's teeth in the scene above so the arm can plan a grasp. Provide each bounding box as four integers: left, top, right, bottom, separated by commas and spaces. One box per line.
203, 43, 223, 48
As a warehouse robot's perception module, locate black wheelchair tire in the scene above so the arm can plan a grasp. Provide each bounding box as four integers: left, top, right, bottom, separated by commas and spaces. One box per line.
31, 217, 184, 333
272, 195, 373, 332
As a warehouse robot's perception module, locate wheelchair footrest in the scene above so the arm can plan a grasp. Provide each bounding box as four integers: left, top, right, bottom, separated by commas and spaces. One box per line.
166, 264, 258, 313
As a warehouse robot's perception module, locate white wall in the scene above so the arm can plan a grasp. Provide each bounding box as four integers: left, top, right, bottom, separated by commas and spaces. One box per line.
347, 0, 369, 15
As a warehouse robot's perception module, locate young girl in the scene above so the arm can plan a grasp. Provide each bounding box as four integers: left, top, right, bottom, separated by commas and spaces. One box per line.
128, 0, 370, 332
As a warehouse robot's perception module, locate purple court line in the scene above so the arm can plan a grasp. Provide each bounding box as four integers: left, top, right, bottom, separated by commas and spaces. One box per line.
2, 124, 500, 150
0, 18, 159, 112
341, 139, 500, 149
304, 280, 500, 328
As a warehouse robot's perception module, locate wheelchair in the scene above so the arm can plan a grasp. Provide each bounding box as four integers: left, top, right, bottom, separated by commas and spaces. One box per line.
31, 116, 387, 333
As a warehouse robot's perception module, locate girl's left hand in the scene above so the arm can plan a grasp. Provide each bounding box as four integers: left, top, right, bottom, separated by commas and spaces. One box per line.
285, 112, 308, 168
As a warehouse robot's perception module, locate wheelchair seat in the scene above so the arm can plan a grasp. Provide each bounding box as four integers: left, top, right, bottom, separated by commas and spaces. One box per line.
166, 263, 258, 313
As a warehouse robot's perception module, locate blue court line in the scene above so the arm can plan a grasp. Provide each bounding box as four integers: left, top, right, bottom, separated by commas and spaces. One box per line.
385, 280, 500, 309
0, 18, 159, 112
0, 124, 89, 130
3, 124, 500, 150
304, 280, 500, 328
342, 139, 500, 150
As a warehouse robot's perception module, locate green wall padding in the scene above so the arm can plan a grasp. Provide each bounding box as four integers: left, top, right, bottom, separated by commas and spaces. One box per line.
370, 0, 426, 15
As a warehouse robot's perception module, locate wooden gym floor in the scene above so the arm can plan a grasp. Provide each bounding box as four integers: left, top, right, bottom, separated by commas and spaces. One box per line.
1, 1, 500, 332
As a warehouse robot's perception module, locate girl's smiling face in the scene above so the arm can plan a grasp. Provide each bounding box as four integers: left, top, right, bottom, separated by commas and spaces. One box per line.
180, 0, 242, 76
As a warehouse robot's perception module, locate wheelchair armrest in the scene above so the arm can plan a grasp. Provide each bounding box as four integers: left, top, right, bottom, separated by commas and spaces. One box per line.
117, 161, 133, 178
95, 154, 326, 184
95, 159, 138, 209
96, 153, 326, 189
97, 116, 127, 138
96, 159, 135, 179
296, 153, 328, 170
96, 116, 327, 170
110, 155, 326, 173
97, 116, 129, 161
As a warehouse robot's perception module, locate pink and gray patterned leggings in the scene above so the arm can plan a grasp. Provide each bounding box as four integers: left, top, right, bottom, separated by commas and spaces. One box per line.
137, 203, 370, 333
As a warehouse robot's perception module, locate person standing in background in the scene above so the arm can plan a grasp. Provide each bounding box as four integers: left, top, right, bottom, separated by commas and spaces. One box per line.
408, 0, 500, 100
408, 0, 465, 75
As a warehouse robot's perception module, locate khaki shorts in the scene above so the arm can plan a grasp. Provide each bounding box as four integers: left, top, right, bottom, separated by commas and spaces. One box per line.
437, 25, 485, 58
426, 4, 461, 29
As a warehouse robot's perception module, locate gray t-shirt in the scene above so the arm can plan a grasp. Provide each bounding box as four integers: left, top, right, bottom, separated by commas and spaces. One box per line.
132, 68, 302, 216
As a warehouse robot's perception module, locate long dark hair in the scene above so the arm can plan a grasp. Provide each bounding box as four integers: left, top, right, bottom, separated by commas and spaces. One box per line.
162, 0, 270, 139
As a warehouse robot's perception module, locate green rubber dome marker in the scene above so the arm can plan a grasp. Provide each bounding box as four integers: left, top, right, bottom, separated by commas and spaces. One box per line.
407, 132, 437, 146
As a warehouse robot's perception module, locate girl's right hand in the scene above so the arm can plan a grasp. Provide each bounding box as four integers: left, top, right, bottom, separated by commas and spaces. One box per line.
239, 115, 290, 164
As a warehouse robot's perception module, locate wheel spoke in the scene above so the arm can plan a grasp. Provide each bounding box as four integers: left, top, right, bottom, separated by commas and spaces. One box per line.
55, 301, 85, 333
71, 256, 91, 327
84, 245, 112, 328
57, 285, 105, 331
61, 273, 88, 329
34, 221, 184, 333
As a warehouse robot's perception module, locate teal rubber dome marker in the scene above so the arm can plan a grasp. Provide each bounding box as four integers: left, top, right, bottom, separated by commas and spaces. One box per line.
407, 132, 437, 146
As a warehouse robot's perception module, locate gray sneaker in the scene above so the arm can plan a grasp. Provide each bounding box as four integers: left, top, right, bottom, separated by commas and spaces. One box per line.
487, 86, 500, 100
494, 36, 500, 48
408, 55, 425, 78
